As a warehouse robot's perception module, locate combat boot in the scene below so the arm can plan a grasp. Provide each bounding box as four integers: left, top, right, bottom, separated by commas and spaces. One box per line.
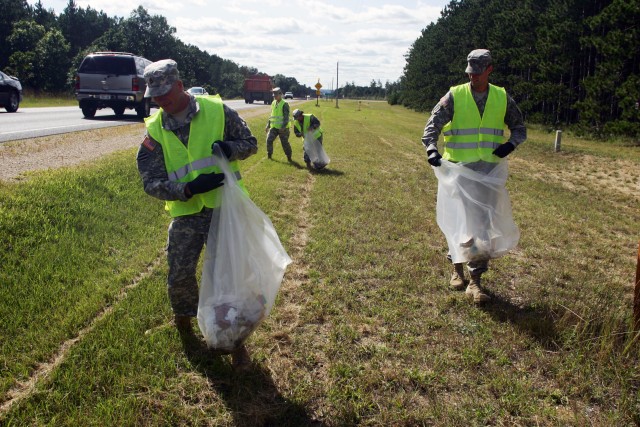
287, 155, 293, 162
449, 263, 466, 291
231, 345, 252, 371
268, 153, 272, 160
465, 274, 490, 304
174, 315, 193, 333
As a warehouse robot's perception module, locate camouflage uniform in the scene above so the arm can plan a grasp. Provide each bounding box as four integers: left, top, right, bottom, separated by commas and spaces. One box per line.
266, 100, 292, 158
137, 94, 257, 316
292, 113, 323, 164
421, 78, 526, 275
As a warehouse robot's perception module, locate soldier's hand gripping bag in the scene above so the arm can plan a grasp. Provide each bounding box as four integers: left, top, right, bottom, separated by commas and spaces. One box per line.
197, 151, 292, 352
303, 130, 330, 169
432, 159, 520, 264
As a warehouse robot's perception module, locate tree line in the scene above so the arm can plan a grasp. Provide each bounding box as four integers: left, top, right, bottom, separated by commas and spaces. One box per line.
394, 0, 639, 138
0, 0, 322, 99
338, 80, 388, 100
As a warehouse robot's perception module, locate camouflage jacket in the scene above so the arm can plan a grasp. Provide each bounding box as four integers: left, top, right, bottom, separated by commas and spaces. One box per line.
421, 85, 527, 154
266, 100, 290, 129
293, 114, 321, 138
137, 94, 258, 202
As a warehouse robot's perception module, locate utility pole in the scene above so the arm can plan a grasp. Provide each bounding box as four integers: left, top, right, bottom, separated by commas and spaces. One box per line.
335, 62, 339, 108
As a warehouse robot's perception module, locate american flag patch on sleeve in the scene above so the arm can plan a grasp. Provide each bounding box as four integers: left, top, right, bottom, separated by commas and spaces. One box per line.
142, 136, 156, 151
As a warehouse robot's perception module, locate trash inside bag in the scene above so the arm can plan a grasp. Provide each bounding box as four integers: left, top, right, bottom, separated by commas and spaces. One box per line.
432, 159, 519, 264
303, 131, 330, 169
197, 151, 292, 352
198, 292, 267, 352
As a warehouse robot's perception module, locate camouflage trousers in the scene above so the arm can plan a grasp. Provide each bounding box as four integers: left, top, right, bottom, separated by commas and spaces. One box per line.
447, 255, 488, 275
266, 127, 292, 157
446, 161, 498, 276
166, 208, 220, 316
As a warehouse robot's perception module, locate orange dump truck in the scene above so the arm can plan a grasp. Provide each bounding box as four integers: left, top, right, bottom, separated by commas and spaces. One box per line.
243, 75, 273, 104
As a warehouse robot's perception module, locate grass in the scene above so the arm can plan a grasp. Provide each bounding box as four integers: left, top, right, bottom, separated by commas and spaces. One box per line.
0, 100, 639, 426
19, 91, 77, 108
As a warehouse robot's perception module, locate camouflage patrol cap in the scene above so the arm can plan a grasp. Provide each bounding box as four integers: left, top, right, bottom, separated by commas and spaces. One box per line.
144, 59, 180, 98
465, 49, 492, 74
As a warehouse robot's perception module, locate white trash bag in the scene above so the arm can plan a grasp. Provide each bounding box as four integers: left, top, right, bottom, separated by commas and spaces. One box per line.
197, 151, 292, 352
303, 130, 330, 169
433, 159, 520, 264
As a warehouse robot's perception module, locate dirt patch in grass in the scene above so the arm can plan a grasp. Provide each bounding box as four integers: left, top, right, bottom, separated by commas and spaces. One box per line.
0, 125, 146, 182
511, 154, 640, 200
0, 108, 269, 182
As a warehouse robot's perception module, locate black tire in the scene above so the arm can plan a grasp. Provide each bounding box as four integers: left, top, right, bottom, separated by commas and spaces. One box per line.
81, 105, 97, 118
5, 91, 19, 112
136, 99, 150, 118
113, 106, 125, 116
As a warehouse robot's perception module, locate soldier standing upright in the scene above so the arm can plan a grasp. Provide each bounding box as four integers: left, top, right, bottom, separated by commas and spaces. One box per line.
265, 87, 292, 162
422, 49, 527, 304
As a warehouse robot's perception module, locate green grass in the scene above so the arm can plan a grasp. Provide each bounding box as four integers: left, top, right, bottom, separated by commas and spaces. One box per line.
0, 100, 639, 426
20, 91, 77, 108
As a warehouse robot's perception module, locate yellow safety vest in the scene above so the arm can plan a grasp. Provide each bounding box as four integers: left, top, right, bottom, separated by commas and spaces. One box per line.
442, 83, 507, 163
269, 99, 289, 129
294, 114, 323, 139
145, 95, 246, 217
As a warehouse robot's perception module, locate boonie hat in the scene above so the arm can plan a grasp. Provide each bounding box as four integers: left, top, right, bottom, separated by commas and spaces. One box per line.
144, 59, 180, 98
292, 109, 303, 118
272, 87, 282, 94
465, 49, 492, 74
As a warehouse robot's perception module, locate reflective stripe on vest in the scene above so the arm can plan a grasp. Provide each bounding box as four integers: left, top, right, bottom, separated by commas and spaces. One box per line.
145, 95, 246, 217
269, 99, 289, 128
168, 157, 242, 182
294, 114, 322, 139
442, 83, 507, 163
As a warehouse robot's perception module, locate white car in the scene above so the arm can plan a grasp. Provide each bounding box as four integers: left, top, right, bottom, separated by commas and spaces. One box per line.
284, 91, 293, 99
187, 86, 208, 96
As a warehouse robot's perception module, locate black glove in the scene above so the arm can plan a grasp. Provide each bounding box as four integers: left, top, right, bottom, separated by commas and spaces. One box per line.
186, 172, 225, 196
213, 140, 233, 159
493, 142, 515, 158
427, 150, 442, 167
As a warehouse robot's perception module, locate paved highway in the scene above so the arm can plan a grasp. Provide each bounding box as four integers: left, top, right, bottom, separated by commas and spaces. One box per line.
0, 99, 272, 143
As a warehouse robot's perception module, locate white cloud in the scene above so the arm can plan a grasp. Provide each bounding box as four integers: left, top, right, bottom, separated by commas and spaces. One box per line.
222, 5, 260, 16
28, 0, 447, 87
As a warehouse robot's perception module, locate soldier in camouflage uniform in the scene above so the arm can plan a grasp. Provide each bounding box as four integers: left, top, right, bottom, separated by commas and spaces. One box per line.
292, 108, 324, 169
265, 87, 293, 162
136, 59, 257, 368
422, 49, 526, 304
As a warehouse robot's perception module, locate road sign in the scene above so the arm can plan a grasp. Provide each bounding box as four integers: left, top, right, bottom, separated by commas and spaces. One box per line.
316, 90, 321, 96
315, 82, 322, 90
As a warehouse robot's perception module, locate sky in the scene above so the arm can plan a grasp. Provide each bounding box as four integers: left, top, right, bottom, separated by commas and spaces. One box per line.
28, 0, 449, 89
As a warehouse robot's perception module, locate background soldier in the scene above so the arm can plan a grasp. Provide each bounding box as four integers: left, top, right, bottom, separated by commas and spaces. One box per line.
292, 108, 324, 169
265, 87, 292, 162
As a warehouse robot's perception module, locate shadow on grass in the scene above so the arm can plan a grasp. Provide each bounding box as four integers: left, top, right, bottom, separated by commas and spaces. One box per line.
180, 332, 323, 427
480, 293, 562, 351
268, 158, 308, 170
309, 167, 344, 176
82, 114, 144, 122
